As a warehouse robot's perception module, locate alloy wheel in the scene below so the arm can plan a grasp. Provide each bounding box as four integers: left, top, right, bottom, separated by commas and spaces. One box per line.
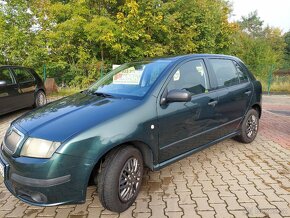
36, 92, 46, 107
118, 157, 142, 202
246, 114, 258, 138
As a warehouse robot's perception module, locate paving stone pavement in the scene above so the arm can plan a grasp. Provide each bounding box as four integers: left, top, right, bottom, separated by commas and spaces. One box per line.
0, 95, 289, 218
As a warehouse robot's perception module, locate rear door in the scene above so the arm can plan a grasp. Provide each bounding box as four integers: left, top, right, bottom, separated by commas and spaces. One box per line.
12, 67, 36, 107
206, 58, 253, 137
0, 67, 21, 114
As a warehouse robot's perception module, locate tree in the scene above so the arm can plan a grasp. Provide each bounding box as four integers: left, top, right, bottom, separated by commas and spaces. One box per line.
230, 11, 286, 79
0, 0, 34, 65
1, 0, 285, 88
238, 10, 263, 37
284, 31, 290, 68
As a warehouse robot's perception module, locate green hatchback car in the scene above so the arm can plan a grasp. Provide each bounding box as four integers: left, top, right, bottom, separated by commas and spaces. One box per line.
0, 54, 262, 212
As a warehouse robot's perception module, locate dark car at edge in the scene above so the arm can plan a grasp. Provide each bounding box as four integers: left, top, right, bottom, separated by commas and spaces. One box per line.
0, 54, 262, 212
0, 65, 47, 115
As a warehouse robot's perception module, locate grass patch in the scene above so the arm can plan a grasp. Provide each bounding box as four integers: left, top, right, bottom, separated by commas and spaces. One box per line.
258, 76, 290, 93
48, 87, 81, 97
270, 80, 290, 92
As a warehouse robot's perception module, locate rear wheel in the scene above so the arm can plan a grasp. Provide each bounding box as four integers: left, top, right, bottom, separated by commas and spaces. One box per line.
97, 146, 143, 212
234, 109, 259, 143
34, 90, 47, 108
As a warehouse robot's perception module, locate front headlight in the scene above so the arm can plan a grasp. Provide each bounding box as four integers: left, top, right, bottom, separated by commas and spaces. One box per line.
20, 138, 61, 158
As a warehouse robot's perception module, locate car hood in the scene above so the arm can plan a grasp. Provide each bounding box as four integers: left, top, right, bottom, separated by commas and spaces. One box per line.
12, 92, 141, 142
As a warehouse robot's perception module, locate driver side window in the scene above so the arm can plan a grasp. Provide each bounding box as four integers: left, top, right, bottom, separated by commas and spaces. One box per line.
0, 68, 15, 85
167, 60, 209, 95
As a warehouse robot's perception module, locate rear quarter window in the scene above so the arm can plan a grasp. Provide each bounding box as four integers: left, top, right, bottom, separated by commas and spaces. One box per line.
233, 61, 249, 83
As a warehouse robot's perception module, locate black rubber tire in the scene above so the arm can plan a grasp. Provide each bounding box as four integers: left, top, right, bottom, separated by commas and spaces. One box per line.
33, 90, 47, 108
234, 109, 259, 143
97, 146, 143, 213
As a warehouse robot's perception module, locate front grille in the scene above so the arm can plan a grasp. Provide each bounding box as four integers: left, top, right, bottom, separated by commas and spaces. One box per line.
3, 128, 23, 154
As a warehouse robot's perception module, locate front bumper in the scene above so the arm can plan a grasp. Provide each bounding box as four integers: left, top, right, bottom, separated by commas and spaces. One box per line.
0, 146, 94, 206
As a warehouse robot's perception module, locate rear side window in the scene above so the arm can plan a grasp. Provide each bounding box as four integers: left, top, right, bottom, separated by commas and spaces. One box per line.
209, 59, 240, 88
0, 68, 15, 85
167, 59, 209, 95
13, 68, 34, 83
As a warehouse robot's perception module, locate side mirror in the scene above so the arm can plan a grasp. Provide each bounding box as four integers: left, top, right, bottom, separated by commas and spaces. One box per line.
160, 89, 191, 105
0, 80, 7, 87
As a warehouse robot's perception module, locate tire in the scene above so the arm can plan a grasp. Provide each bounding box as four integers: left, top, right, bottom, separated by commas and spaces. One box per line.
33, 90, 47, 108
97, 146, 143, 212
234, 109, 259, 143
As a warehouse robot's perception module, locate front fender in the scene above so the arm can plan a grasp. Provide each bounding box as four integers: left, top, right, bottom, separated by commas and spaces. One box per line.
56, 97, 159, 164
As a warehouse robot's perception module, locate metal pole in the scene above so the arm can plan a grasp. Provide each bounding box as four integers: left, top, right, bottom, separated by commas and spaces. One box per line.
43, 64, 47, 82
267, 65, 274, 95
101, 47, 104, 78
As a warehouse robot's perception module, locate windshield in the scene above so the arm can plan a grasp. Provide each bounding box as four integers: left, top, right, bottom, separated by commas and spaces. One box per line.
87, 60, 172, 98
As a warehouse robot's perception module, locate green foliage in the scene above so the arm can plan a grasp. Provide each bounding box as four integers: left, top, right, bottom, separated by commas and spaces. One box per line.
238, 11, 263, 37
284, 31, 290, 68
0, 0, 35, 65
229, 12, 286, 79
0, 1, 287, 88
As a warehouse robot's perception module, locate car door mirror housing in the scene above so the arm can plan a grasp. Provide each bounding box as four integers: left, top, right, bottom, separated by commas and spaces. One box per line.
0, 80, 7, 87
161, 89, 191, 104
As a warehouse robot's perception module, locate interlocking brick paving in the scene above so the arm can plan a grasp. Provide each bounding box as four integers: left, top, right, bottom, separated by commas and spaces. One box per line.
262, 95, 290, 150
0, 95, 289, 218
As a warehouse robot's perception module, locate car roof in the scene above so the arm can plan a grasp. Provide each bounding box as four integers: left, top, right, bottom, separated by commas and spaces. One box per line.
142, 53, 243, 63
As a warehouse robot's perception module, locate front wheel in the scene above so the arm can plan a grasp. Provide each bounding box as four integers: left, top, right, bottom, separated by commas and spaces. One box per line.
97, 146, 143, 212
234, 109, 259, 143
34, 90, 47, 108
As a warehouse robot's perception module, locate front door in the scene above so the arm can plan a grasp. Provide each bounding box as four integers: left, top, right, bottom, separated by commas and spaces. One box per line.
157, 59, 220, 162
0, 68, 20, 114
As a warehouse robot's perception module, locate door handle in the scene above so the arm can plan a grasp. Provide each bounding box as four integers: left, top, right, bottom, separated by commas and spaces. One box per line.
208, 100, 218, 106
244, 90, 252, 96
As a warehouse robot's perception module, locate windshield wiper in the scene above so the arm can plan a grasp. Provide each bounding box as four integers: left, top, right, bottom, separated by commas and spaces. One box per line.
92, 92, 115, 98
83, 89, 117, 98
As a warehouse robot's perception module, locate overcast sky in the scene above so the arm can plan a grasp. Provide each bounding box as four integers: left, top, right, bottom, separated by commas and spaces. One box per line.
230, 0, 290, 32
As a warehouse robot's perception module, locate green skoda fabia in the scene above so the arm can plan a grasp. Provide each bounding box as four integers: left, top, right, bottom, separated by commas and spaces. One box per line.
0, 54, 262, 212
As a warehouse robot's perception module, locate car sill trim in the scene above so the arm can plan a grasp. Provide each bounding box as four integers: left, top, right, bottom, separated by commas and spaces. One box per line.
154, 131, 239, 170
